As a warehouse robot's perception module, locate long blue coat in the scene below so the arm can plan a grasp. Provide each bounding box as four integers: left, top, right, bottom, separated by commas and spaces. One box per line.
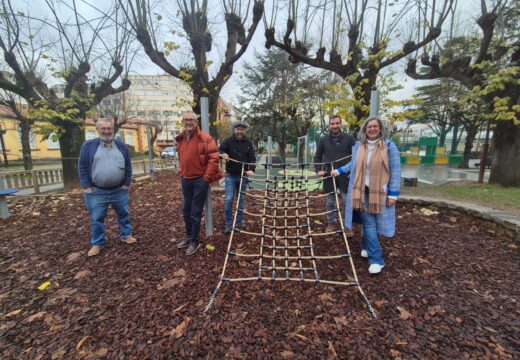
337, 139, 401, 237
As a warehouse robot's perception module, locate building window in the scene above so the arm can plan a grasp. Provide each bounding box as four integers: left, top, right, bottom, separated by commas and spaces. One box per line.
126, 132, 134, 145
86, 130, 97, 140
47, 132, 60, 149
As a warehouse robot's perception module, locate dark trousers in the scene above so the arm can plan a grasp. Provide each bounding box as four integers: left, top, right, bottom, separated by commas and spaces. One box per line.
181, 177, 209, 243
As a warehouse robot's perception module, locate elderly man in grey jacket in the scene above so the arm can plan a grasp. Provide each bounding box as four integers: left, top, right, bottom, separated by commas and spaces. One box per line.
314, 115, 355, 233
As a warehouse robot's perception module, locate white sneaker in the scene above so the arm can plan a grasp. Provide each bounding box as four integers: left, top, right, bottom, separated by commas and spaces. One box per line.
368, 264, 385, 274
361, 250, 368, 258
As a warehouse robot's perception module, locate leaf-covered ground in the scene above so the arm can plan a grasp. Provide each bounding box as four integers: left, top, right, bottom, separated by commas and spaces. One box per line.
1, 171, 518, 359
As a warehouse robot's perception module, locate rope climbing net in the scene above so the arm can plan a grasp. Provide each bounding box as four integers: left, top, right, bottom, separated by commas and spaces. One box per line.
204, 157, 376, 318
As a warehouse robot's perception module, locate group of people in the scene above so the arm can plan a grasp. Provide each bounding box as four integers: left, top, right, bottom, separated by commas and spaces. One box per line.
78, 112, 400, 274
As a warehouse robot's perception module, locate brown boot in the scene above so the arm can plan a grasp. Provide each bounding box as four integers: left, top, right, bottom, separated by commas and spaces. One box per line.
87, 245, 102, 257
121, 235, 137, 244
325, 223, 337, 233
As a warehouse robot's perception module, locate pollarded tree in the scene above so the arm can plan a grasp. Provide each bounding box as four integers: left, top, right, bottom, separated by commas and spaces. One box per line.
120, 0, 264, 138
265, 0, 454, 131
0, 0, 133, 188
406, 0, 520, 186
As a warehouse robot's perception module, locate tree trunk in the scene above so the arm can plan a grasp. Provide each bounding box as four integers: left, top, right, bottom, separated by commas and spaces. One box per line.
450, 125, 460, 154
439, 124, 449, 147
19, 119, 33, 170
488, 121, 520, 187
458, 125, 478, 169
59, 121, 85, 189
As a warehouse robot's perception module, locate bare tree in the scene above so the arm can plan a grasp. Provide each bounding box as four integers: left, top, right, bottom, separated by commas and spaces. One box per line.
120, 0, 264, 137
0, 0, 134, 188
0, 87, 34, 169
265, 0, 454, 131
406, 0, 520, 186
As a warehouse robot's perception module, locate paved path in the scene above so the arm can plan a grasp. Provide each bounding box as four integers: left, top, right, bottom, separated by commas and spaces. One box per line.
401, 195, 520, 241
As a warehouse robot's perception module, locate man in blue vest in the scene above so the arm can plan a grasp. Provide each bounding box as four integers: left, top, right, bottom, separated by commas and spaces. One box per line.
78, 118, 136, 257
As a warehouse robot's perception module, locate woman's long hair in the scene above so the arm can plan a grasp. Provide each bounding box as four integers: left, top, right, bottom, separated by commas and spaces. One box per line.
357, 117, 389, 143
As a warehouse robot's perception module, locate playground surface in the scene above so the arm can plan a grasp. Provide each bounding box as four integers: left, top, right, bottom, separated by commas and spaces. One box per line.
0, 172, 518, 359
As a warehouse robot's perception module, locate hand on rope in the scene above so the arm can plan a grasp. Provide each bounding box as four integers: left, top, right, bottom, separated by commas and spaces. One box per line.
316, 170, 327, 177
330, 169, 340, 177
219, 153, 230, 160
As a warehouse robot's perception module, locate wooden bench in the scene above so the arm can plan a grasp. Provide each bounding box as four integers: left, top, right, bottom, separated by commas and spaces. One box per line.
0, 189, 19, 220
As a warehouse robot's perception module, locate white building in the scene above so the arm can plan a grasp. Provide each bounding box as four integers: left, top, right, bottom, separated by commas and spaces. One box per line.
98, 74, 193, 145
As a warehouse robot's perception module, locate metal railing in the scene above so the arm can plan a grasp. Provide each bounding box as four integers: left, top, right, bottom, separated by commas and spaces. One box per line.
0, 157, 177, 193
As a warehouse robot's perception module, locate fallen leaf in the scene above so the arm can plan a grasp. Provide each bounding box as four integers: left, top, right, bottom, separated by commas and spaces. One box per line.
173, 303, 187, 313
390, 349, 402, 358
67, 252, 82, 262
374, 300, 388, 309
206, 244, 215, 251
254, 329, 267, 338
38, 281, 51, 291
319, 293, 333, 302
157, 278, 180, 290
96, 347, 108, 356
413, 257, 430, 265
280, 350, 294, 358
170, 316, 190, 338
333, 316, 348, 326
73, 270, 92, 280
397, 306, 412, 320
173, 269, 186, 277
328, 341, 338, 358
314, 220, 323, 225
26, 311, 46, 323
221, 336, 233, 343
4, 309, 22, 317
76, 335, 92, 351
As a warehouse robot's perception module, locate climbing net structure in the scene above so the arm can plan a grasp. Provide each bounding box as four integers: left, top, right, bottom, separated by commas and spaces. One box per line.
204, 157, 376, 317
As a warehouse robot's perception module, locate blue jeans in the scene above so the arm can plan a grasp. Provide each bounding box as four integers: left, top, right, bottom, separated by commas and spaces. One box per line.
224, 174, 248, 226
359, 191, 385, 266
181, 177, 209, 243
326, 191, 347, 224
83, 186, 132, 246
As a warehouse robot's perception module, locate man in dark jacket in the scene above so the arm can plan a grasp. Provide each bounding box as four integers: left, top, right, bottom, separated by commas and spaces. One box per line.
219, 121, 256, 233
78, 118, 136, 257
314, 115, 355, 233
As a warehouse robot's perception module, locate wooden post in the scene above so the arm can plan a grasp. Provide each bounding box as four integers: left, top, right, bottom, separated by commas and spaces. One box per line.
32, 170, 40, 194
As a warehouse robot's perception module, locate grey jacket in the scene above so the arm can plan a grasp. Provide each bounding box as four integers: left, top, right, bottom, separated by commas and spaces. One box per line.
313, 132, 355, 193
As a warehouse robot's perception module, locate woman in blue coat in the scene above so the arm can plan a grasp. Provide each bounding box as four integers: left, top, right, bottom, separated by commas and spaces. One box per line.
332, 117, 401, 274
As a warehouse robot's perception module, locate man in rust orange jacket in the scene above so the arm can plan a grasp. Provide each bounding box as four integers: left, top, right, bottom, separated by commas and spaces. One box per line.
175, 110, 221, 255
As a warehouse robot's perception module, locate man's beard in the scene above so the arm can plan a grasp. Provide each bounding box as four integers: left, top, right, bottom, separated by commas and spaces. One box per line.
100, 134, 113, 142
235, 133, 244, 140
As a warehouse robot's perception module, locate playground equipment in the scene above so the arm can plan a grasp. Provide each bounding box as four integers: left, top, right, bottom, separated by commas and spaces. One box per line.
205, 157, 376, 318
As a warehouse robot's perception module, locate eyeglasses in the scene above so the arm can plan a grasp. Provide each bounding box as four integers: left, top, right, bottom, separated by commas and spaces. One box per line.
183, 118, 196, 122
98, 127, 113, 131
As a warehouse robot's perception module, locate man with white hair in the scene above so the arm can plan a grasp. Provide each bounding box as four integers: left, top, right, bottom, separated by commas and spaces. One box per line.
175, 111, 222, 255
78, 118, 136, 257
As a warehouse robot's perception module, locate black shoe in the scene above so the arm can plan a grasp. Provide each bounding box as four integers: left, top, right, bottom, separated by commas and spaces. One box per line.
224, 224, 232, 234
185, 242, 200, 255
177, 239, 190, 249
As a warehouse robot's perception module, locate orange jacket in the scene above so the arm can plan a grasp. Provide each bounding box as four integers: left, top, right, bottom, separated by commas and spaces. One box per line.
176, 127, 222, 183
